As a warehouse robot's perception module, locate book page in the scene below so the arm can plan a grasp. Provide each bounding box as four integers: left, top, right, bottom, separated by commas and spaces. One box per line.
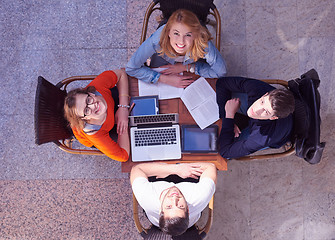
138, 80, 159, 96
181, 77, 219, 129
181, 77, 215, 110
188, 97, 219, 129
138, 80, 184, 99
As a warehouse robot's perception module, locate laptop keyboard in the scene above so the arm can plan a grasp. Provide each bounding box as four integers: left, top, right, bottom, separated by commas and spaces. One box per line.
133, 114, 176, 124
134, 128, 177, 147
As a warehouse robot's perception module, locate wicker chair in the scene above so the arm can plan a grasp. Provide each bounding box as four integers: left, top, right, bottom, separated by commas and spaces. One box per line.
140, 0, 221, 49
233, 79, 296, 161
34, 75, 105, 155
132, 175, 214, 239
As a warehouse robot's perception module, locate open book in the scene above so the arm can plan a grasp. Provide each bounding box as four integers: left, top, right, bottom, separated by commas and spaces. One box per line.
139, 75, 219, 129
180, 77, 219, 129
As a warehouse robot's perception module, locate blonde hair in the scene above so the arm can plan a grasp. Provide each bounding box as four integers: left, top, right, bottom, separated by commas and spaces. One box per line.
158, 9, 212, 62
64, 86, 96, 130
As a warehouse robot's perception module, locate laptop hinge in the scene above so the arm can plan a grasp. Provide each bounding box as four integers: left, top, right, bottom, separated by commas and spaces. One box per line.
137, 122, 173, 129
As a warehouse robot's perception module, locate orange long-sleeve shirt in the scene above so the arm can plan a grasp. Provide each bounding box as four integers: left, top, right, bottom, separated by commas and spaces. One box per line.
72, 71, 129, 162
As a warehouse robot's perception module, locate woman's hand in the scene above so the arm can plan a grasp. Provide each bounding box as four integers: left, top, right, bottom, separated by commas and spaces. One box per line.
115, 107, 129, 135
175, 163, 204, 179
160, 63, 186, 75
158, 74, 194, 88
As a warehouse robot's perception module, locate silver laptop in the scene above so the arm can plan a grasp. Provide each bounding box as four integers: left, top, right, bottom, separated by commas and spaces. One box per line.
129, 113, 181, 162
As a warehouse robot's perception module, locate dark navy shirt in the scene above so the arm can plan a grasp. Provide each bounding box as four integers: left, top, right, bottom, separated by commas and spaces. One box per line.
216, 77, 293, 159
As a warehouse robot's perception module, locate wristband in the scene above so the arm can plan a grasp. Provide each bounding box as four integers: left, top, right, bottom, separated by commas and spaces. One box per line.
117, 104, 130, 108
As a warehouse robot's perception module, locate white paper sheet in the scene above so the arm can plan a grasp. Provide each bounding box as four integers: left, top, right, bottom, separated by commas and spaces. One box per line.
138, 70, 219, 129
138, 68, 184, 100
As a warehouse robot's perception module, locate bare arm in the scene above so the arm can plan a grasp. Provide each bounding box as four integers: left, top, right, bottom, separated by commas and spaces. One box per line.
130, 162, 217, 185
116, 131, 130, 156
199, 163, 217, 185
113, 69, 129, 104
130, 162, 205, 185
113, 69, 130, 155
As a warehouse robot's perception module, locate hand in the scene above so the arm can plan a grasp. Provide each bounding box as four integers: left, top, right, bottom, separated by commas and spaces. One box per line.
225, 98, 240, 119
176, 163, 204, 179
115, 107, 129, 135
233, 124, 241, 138
160, 63, 186, 75
159, 74, 194, 88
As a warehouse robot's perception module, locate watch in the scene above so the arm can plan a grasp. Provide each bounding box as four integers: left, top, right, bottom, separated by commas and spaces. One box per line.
189, 64, 195, 73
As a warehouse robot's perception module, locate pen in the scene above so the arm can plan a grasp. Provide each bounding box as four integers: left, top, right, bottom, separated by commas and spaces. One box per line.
129, 102, 135, 114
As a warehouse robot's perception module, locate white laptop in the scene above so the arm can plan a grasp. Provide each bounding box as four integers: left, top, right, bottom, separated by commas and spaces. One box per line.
129, 113, 181, 162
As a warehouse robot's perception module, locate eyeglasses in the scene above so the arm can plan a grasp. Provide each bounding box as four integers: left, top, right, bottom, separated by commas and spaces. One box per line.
82, 93, 95, 118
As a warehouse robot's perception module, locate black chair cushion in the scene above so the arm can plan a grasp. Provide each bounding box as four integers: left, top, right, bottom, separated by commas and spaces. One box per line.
34, 76, 73, 145
288, 69, 326, 164
141, 175, 201, 239
143, 225, 202, 240
158, 0, 214, 25
149, 174, 199, 183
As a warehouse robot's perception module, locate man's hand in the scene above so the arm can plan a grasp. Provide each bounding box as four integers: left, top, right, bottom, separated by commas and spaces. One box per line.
233, 124, 241, 138
130, 162, 217, 185
115, 107, 129, 135
175, 163, 204, 179
159, 74, 194, 88
225, 98, 241, 119
160, 63, 186, 75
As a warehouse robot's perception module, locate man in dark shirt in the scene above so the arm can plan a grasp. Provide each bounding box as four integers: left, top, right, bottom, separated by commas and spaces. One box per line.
216, 76, 295, 159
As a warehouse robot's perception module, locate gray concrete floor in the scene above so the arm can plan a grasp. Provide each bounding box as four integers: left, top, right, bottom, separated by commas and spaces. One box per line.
0, 0, 334, 239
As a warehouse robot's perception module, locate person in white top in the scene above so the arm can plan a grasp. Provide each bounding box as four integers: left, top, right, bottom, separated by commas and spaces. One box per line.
130, 162, 217, 236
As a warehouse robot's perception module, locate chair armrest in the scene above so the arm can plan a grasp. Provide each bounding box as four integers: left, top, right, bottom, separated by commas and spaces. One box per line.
132, 193, 151, 235
140, 1, 160, 44
54, 140, 105, 155
56, 75, 98, 91
235, 144, 295, 161
197, 195, 214, 235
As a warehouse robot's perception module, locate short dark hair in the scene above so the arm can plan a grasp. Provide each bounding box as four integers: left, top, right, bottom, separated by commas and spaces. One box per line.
268, 88, 295, 118
159, 208, 189, 236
